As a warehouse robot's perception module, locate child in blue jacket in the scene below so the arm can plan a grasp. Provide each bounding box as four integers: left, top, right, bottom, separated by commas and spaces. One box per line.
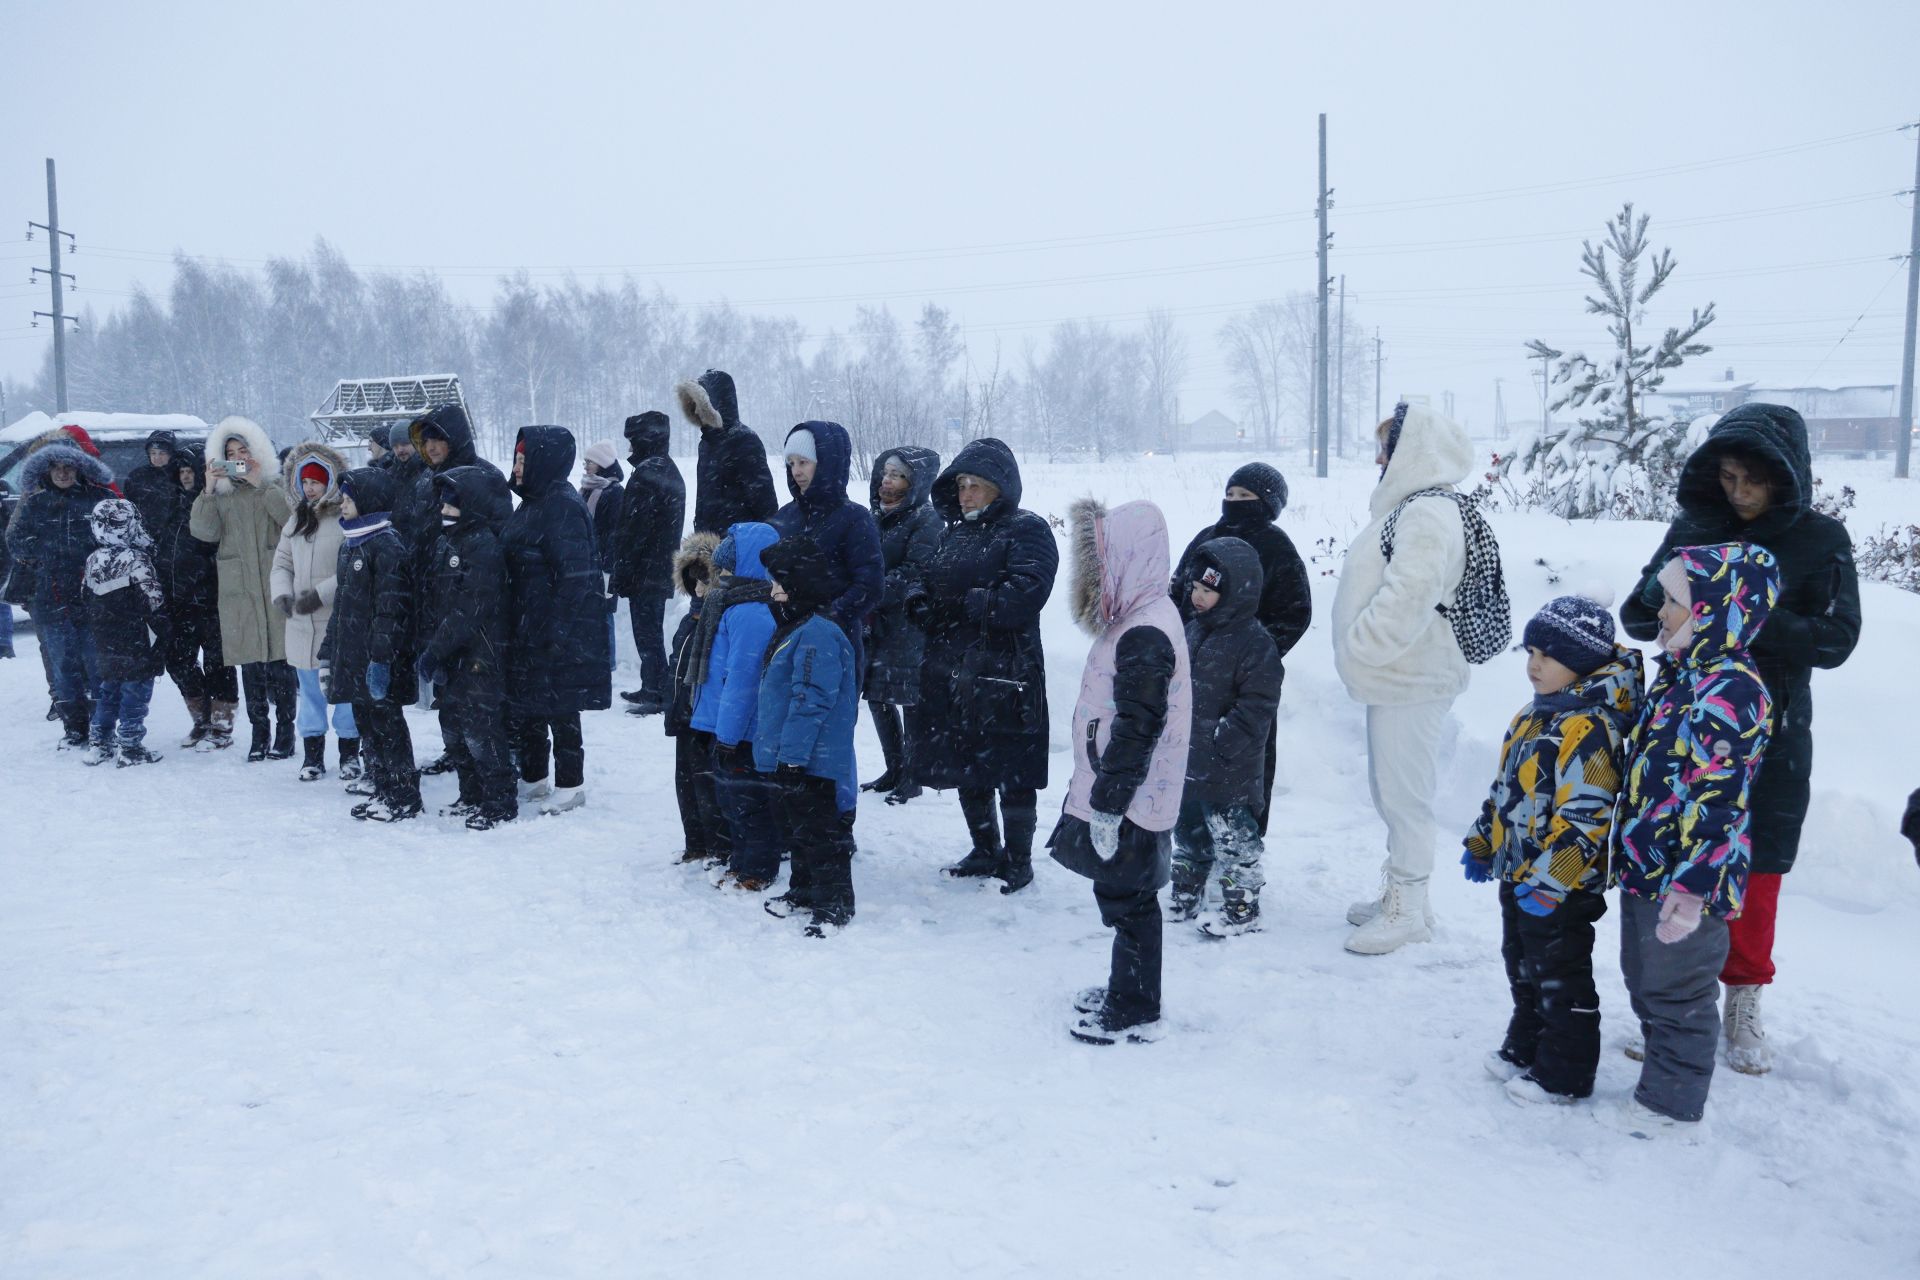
688, 521, 781, 889
756, 534, 860, 936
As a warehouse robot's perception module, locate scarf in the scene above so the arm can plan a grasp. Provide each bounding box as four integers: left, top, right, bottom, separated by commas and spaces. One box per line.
581, 471, 613, 515
762, 599, 825, 671
688, 573, 774, 690
341, 512, 393, 547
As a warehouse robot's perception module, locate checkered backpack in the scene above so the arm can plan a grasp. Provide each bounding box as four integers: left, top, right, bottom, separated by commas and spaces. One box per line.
1380, 487, 1511, 664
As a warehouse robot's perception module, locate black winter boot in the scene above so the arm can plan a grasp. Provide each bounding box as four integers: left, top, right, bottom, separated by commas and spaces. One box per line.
336, 737, 364, 781
57, 702, 92, 750
268, 717, 296, 761
247, 723, 269, 762
996, 801, 1038, 894
180, 698, 211, 749
298, 736, 328, 781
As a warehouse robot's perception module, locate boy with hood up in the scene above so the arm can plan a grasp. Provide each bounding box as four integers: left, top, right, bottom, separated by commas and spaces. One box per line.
756, 534, 861, 936
1050, 498, 1190, 1045
321, 467, 422, 822
1170, 536, 1283, 937
419, 465, 517, 830
1608, 542, 1779, 1137
81, 498, 170, 766
688, 521, 781, 889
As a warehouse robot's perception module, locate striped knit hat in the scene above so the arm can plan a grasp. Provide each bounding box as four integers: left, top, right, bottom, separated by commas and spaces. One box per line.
1523, 593, 1616, 676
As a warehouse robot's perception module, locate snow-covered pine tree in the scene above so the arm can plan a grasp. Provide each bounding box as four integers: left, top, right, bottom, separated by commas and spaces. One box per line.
1520, 203, 1716, 518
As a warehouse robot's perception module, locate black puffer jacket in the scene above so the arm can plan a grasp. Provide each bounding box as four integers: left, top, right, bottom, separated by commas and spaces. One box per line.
122, 430, 181, 540
504, 426, 613, 716
1172, 462, 1312, 664
1182, 537, 1284, 810
161, 450, 219, 618
586, 460, 624, 569
679, 370, 777, 535
321, 467, 416, 706
768, 421, 884, 649
423, 465, 514, 686
864, 445, 943, 704
610, 411, 687, 597
403, 404, 504, 639
4, 444, 118, 620
904, 438, 1059, 791
1621, 403, 1862, 876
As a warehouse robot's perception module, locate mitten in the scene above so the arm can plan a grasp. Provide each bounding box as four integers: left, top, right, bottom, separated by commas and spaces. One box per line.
1460, 847, 1494, 884
294, 589, 323, 615
366, 661, 390, 702
1089, 810, 1124, 859
1655, 889, 1704, 944
273, 594, 294, 617
1514, 882, 1562, 917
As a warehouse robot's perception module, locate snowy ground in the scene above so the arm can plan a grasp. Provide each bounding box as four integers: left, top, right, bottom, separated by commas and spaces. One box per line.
4, 453, 1918, 1278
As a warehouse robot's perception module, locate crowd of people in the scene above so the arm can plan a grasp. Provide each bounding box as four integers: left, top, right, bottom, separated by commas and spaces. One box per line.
6, 375, 1910, 1134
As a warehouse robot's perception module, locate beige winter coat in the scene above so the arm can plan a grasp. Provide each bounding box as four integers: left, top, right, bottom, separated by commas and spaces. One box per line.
270, 442, 349, 670
1331, 404, 1474, 707
189, 416, 292, 666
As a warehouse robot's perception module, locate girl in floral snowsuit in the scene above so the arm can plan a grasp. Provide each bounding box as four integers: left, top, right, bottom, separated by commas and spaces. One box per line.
1609, 542, 1780, 1135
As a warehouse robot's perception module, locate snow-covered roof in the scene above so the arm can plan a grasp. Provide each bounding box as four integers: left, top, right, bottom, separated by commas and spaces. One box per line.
0, 410, 209, 445
1649, 381, 1755, 398
1747, 385, 1898, 417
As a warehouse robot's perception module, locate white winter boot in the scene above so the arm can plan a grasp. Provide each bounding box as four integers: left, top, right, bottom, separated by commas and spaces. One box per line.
540, 785, 585, 816
1723, 984, 1772, 1075
1344, 878, 1433, 955
1346, 881, 1438, 929
518, 778, 553, 803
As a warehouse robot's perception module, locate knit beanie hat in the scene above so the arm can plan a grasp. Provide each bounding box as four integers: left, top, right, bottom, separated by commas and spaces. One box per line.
1224, 462, 1288, 521
785, 427, 818, 463
584, 440, 618, 470
1523, 593, 1617, 676
299, 460, 332, 488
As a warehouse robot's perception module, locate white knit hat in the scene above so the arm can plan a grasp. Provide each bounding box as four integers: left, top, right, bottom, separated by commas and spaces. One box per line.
785, 428, 817, 463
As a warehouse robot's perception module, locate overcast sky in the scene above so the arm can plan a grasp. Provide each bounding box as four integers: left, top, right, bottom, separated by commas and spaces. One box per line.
4, 0, 1917, 437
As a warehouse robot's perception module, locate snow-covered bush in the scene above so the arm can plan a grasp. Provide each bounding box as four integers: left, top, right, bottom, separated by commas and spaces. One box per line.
1858, 523, 1920, 594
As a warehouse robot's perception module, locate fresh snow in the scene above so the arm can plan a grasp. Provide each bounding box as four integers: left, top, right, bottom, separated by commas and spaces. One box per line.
3, 452, 1917, 1278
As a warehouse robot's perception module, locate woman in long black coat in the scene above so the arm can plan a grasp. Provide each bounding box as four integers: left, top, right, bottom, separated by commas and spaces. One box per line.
862, 444, 942, 803
905, 438, 1059, 884
505, 426, 613, 815
1620, 403, 1861, 1073
1170, 461, 1313, 837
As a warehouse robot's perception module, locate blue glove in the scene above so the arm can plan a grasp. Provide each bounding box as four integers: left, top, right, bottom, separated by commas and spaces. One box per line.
1460, 847, 1494, 884
1514, 882, 1561, 917
366, 661, 390, 702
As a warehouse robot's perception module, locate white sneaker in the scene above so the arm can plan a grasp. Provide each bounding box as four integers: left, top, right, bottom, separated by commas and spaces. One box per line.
517, 778, 552, 802
1504, 1073, 1577, 1106
1723, 984, 1772, 1076
1485, 1051, 1526, 1083
540, 785, 585, 815
1598, 1097, 1706, 1143
1344, 878, 1433, 955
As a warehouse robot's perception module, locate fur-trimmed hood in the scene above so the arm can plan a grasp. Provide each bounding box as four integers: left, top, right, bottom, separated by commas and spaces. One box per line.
1069, 496, 1172, 636
283, 441, 348, 513
674, 530, 723, 597
203, 416, 281, 494
676, 369, 741, 432
1373, 403, 1472, 516
20, 442, 114, 495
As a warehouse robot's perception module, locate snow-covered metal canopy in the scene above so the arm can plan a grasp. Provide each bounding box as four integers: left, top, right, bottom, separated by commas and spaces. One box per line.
309, 375, 467, 444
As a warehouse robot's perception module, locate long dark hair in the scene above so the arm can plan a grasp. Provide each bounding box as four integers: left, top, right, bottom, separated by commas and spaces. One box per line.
292, 499, 320, 540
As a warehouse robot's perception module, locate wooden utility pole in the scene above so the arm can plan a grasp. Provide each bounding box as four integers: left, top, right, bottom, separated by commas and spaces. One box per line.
1374, 329, 1383, 428
28, 158, 78, 412
1315, 113, 1331, 478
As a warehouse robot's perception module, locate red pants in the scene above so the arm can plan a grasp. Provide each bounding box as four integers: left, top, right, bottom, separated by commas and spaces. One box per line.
1722, 872, 1782, 986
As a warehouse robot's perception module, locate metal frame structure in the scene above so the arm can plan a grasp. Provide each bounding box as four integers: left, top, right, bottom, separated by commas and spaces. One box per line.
309, 374, 467, 444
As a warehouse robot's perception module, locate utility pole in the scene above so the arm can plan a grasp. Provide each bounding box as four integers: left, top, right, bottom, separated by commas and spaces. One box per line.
1315, 112, 1331, 479
1898, 120, 1919, 479
28, 158, 78, 413
1537, 349, 1554, 437
1373, 329, 1383, 428
1493, 377, 1507, 444
1335, 274, 1347, 460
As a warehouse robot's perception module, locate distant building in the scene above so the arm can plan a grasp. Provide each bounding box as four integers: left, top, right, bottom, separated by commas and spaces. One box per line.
1182, 409, 1247, 450
1648, 369, 1905, 456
